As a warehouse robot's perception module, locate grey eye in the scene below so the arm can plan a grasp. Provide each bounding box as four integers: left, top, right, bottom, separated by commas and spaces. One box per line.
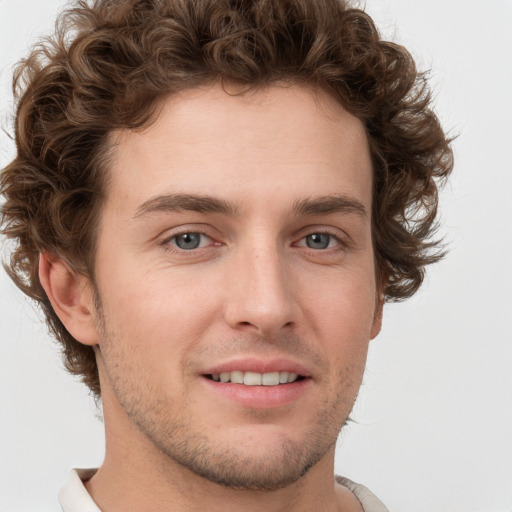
174, 233, 203, 250
305, 233, 331, 249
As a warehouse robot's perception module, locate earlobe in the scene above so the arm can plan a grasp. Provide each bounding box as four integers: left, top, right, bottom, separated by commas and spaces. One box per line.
370, 296, 384, 340
38, 252, 99, 346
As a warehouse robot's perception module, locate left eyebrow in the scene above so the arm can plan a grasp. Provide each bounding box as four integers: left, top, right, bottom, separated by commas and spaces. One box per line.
133, 193, 240, 219
292, 195, 368, 218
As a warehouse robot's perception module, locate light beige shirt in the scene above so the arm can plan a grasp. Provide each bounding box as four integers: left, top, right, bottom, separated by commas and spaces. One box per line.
59, 469, 390, 512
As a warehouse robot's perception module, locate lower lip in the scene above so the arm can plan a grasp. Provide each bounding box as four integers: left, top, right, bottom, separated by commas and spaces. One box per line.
201, 377, 310, 408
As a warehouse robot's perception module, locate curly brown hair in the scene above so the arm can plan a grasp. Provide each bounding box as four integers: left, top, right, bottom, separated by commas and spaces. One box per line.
1, 0, 453, 398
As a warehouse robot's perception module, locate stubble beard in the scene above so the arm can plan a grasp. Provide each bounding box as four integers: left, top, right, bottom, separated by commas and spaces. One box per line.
137, 391, 348, 491
115, 384, 349, 492
95, 303, 358, 492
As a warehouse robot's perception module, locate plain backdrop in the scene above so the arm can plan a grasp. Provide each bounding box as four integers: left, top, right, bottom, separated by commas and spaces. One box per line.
1, 1, 511, 511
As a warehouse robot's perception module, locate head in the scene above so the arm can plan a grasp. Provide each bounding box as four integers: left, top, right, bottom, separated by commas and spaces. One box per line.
1, 0, 452, 490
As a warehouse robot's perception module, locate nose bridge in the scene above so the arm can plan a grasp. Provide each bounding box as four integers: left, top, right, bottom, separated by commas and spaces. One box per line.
225, 233, 296, 334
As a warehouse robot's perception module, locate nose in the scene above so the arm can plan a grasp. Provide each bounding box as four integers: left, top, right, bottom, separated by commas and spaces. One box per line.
223, 241, 298, 336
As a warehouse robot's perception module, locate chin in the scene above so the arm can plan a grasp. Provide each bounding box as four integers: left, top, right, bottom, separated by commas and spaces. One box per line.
166, 434, 329, 491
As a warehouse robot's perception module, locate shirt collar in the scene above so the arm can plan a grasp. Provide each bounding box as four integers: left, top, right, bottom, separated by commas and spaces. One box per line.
58, 469, 101, 512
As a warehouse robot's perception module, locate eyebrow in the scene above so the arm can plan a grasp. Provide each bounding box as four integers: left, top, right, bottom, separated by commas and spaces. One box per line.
134, 193, 240, 219
133, 193, 367, 220
292, 195, 368, 218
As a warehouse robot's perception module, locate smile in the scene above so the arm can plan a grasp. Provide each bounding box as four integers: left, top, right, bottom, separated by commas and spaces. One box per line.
208, 371, 302, 386
201, 359, 312, 406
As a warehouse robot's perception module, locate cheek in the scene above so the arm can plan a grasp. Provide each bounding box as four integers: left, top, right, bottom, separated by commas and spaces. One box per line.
302, 270, 376, 364
305, 266, 377, 330
96, 268, 220, 358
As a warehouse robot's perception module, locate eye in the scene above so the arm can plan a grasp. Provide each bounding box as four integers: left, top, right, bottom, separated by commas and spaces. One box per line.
169, 232, 212, 250
299, 233, 340, 250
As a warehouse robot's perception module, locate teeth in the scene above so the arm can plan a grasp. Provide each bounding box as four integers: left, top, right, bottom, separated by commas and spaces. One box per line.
262, 372, 279, 386
210, 371, 301, 386
230, 370, 244, 384
244, 372, 262, 386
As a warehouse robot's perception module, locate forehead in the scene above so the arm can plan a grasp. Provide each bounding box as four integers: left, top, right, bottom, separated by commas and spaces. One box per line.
106, 83, 373, 216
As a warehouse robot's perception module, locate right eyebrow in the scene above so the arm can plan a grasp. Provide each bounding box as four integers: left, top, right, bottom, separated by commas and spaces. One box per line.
292, 194, 368, 218
133, 193, 240, 219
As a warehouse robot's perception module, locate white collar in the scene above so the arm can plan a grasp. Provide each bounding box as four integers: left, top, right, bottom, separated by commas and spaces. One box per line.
59, 469, 101, 512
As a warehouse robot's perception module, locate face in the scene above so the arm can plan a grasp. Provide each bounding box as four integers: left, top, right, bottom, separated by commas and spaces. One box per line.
88, 83, 381, 490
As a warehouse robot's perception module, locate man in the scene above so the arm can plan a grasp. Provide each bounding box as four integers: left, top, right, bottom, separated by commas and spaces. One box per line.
0, 0, 453, 510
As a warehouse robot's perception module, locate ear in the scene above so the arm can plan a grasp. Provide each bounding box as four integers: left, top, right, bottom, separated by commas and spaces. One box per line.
370, 294, 384, 340
38, 252, 99, 346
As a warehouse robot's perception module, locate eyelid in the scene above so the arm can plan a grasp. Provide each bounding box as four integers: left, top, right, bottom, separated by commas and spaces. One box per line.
295, 234, 343, 250
293, 226, 350, 247
170, 232, 212, 249
157, 224, 351, 254
159, 226, 220, 253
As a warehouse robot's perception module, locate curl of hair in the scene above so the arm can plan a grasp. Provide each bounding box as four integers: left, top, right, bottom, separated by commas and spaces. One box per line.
1, 0, 453, 398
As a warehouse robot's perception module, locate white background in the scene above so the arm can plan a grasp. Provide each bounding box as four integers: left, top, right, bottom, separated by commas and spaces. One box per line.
1, 0, 511, 511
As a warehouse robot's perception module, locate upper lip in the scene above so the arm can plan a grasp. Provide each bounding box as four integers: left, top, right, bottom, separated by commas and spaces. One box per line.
201, 358, 312, 377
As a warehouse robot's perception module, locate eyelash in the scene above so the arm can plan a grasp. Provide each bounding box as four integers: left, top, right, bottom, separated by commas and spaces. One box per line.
159, 229, 347, 255
159, 230, 215, 253
295, 231, 347, 251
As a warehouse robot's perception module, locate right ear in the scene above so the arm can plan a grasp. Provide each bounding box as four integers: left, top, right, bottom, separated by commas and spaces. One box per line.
38, 252, 99, 346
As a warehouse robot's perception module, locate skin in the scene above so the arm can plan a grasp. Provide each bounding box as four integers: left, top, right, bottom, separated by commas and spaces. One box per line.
40, 83, 382, 512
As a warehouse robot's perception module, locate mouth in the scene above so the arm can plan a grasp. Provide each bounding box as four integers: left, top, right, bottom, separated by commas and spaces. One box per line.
205, 371, 306, 386
200, 361, 311, 408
